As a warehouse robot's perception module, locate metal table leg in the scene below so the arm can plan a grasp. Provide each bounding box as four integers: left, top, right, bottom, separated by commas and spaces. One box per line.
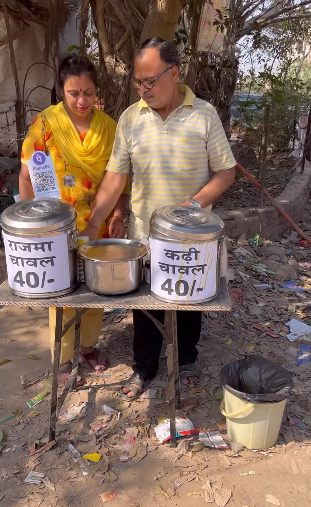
49, 307, 63, 442
49, 308, 87, 442
165, 310, 181, 448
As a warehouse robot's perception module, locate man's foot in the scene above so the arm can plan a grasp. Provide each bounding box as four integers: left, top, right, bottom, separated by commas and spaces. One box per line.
58, 361, 83, 388
80, 346, 108, 371
180, 364, 199, 386
122, 373, 146, 399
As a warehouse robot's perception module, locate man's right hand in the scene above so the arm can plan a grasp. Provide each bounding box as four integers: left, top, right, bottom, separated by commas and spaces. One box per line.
80, 224, 99, 241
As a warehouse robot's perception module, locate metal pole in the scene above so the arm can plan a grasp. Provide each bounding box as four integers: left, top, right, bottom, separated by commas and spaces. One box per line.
165, 310, 181, 448
259, 104, 271, 207
301, 106, 311, 174
49, 307, 63, 442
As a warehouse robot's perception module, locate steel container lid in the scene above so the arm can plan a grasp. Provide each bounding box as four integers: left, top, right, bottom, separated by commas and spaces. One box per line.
1, 198, 77, 234
150, 205, 224, 241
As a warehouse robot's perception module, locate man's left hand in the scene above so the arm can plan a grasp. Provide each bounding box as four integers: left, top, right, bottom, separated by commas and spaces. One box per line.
108, 217, 125, 238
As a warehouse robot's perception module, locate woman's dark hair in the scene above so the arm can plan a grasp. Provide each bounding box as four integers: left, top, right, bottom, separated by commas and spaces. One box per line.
136, 37, 180, 68
58, 55, 98, 89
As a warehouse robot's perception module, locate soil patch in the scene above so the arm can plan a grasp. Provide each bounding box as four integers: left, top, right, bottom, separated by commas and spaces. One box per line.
214, 143, 296, 210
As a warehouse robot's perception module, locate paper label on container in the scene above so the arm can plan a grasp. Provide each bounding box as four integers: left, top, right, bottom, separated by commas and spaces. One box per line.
3, 233, 70, 294
27, 151, 60, 199
150, 238, 219, 302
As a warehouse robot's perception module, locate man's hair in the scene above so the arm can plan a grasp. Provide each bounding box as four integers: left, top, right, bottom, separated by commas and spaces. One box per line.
136, 37, 180, 68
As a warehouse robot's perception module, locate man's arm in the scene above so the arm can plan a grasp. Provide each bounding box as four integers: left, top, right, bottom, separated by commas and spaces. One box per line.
82, 171, 127, 240
184, 167, 235, 208
108, 193, 128, 238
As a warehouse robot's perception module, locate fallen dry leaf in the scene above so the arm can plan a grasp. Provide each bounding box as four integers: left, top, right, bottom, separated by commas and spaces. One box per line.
266, 494, 281, 506
214, 488, 232, 507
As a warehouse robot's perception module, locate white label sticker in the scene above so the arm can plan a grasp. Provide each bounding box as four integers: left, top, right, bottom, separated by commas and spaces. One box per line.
27, 151, 60, 199
3, 233, 70, 294
150, 238, 219, 302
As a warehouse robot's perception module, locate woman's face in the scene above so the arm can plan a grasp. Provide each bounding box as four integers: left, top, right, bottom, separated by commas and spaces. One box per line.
63, 73, 96, 118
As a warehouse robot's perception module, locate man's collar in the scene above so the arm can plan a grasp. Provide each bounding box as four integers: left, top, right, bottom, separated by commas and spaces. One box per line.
137, 84, 195, 109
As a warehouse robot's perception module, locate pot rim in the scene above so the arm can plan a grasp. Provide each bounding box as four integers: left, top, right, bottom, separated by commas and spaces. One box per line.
79, 238, 147, 263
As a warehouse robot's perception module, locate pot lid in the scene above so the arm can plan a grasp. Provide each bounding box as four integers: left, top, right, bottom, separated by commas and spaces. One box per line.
150, 205, 224, 241
1, 198, 76, 234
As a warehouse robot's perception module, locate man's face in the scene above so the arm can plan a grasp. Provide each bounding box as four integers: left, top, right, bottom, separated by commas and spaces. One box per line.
133, 48, 179, 110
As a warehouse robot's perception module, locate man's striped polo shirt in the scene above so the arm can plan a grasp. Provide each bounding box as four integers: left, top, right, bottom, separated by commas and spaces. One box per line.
106, 84, 236, 240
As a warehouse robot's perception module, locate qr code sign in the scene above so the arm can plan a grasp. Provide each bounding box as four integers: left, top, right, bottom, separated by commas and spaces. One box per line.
33, 171, 57, 193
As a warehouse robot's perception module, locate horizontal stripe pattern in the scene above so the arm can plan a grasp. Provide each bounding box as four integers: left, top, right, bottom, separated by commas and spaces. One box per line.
106, 85, 236, 239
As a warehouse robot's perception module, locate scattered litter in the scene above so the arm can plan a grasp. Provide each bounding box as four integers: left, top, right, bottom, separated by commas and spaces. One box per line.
82, 452, 101, 462
153, 468, 167, 480
27, 390, 48, 408
199, 431, 229, 449
154, 415, 198, 444
154, 485, 176, 504
27, 411, 41, 418
239, 271, 251, 281
240, 471, 255, 476
230, 441, 244, 454
100, 492, 116, 503
234, 247, 254, 258
67, 442, 82, 463
0, 414, 14, 425
253, 325, 279, 338
188, 492, 203, 497
103, 405, 119, 415
141, 388, 158, 399
42, 476, 55, 491
63, 403, 89, 422
280, 281, 305, 295
114, 401, 130, 411
253, 283, 274, 289
27, 355, 41, 360
265, 494, 280, 505
29, 440, 56, 456
250, 234, 260, 247
286, 319, 311, 343
296, 344, 311, 366
191, 442, 205, 452
0, 359, 11, 366
201, 481, 214, 503
214, 488, 232, 507
25, 471, 45, 484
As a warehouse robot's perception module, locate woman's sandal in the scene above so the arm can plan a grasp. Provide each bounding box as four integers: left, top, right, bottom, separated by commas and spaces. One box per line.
80, 348, 109, 372
58, 362, 84, 389
121, 372, 148, 400
179, 363, 200, 386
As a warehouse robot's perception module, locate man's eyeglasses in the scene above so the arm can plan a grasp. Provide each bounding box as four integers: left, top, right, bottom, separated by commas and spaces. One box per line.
131, 65, 175, 89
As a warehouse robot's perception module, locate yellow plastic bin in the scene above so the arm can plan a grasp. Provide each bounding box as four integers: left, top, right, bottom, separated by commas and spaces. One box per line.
221, 386, 287, 449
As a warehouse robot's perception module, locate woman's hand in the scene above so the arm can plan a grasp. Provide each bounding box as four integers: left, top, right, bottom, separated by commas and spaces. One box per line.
80, 223, 99, 241
108, 217, 125, 238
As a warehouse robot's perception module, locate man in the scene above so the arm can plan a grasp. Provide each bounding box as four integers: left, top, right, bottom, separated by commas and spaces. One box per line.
83, 37, 236, 398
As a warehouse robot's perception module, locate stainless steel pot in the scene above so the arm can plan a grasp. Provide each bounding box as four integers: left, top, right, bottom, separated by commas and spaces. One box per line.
149, 205, 224, 304
79, 238, 147, 295
1, 198, 78, 298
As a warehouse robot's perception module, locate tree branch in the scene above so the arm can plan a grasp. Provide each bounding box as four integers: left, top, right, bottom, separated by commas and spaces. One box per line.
249, 0, 311, 26
0, 4, 46, 25
238, 10, 311, 38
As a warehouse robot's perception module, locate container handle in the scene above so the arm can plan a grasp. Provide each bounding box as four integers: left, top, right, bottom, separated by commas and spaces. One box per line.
220, 399, 255, 418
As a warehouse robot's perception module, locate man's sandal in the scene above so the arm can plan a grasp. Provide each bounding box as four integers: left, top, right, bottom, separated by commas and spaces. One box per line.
179, 364, 200, 386
80, 348, 109, 372
121, 372, 148, 400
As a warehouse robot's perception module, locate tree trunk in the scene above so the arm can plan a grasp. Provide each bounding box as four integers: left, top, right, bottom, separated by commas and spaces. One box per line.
140, 0, 188, 43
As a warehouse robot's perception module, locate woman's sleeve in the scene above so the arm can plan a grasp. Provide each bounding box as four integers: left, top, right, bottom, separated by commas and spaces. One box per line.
21, 115, 46, 166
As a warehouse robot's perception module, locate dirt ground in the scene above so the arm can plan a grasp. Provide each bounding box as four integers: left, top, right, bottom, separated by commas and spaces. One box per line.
1, 202, 311, 506
214, 145, 297, 210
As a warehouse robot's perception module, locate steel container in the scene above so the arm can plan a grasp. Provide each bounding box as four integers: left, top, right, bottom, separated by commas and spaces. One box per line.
79, 238, 147, 295
149, 205, 224, 304
1, 198, 79, 298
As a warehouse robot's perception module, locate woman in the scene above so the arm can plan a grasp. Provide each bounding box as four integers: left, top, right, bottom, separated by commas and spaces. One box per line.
19, 55, 129, 386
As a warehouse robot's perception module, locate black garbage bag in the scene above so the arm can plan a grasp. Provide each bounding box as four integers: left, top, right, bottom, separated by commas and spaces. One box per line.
220, 355, 293, 403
